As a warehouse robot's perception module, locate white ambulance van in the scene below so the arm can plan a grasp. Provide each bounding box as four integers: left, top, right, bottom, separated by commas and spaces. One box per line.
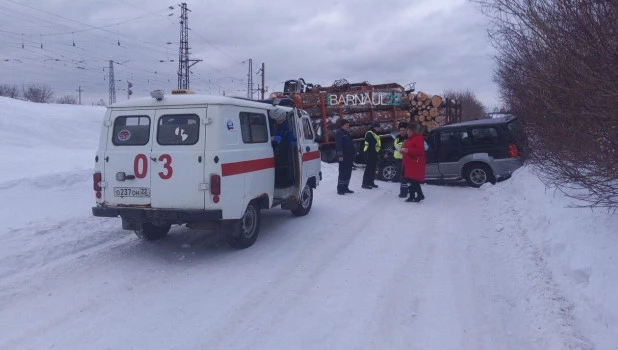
92, 89, 321, 249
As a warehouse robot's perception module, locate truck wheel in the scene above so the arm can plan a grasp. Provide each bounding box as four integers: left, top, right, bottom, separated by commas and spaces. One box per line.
377, 162, 398, 182
135, 222, 171, 241
226, 201, 261, 249
464, 163, 495, 188
291, 184, 313, 217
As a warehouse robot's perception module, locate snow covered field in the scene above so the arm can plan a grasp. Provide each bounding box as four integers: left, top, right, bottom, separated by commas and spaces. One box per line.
0, 97, 616, 350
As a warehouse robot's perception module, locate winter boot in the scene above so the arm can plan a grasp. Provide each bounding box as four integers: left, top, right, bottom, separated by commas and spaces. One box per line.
398, 184, 408, 198
337, 185, 346, 195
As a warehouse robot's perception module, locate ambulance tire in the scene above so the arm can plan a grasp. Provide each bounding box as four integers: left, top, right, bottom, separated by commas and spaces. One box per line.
135, 222, 171, 241
226, 201, 261, 249
291, 184, 313, 217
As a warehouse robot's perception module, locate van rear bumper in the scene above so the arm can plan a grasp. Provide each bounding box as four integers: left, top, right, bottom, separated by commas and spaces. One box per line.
92, 206, 223, 222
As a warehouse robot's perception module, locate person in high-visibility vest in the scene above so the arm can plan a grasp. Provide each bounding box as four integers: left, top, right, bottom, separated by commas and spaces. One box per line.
393, 122, 409, 197
362, 122, 382, 189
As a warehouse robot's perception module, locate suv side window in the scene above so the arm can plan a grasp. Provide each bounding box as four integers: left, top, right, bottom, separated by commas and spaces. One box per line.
157, 114, 199, 145
440, 131, 466, 148
470, 127, 499, 145
239, 112, 268, 143
112, 116, 151, 146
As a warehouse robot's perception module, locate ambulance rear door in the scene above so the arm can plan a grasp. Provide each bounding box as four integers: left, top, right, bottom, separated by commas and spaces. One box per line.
103, 111, 154, 206
150, 108, 207, 209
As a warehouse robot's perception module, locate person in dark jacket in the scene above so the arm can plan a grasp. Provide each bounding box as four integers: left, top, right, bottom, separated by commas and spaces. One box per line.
335, 119, 355, 195
393, 122, 408, 197
401, 123, 426, 202
362, 122, 381, 189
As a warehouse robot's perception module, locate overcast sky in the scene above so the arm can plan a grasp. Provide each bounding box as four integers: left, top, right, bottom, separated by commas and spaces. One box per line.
0, 0, 500, 109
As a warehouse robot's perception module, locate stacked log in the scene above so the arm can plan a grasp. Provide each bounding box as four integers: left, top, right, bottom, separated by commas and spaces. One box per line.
409, 91, 447, 132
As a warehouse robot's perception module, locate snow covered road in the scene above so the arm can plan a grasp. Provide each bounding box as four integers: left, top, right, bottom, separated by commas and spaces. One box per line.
0, 163, 593, 350
1, 98, 614, 349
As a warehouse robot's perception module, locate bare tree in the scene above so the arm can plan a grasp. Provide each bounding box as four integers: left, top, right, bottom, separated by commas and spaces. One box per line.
56, 95, 79, 105
474, 0, 618, 208
0, 84, 20, 98
23, 84, 54, 103
443, 89, 487, 121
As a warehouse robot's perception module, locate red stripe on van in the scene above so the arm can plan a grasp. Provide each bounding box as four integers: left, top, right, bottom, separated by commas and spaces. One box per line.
221, 157, 275, 177
302, 151, 321, 162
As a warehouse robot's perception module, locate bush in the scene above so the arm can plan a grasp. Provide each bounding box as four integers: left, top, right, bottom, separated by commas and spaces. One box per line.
475, 0, 618, 208
23, 84, 54, 103
0, 84, 20, 98
56, 95, 79, 104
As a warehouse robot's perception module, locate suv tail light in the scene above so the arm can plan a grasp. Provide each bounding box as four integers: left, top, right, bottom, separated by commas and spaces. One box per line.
210, 174, 221, 195
509, 143, 519, 157
93, 172, 102, 191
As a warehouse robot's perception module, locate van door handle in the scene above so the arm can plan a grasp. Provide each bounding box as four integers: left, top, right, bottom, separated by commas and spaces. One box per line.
125, 175, 136, 180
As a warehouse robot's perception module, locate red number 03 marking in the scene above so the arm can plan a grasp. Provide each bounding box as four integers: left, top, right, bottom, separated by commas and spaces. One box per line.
134, 154, 148, 179
158, 154, 173, 179
133, 154, 173, 180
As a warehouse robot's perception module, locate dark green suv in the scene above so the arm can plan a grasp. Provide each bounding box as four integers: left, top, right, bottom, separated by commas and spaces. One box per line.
424, 116, 526, 187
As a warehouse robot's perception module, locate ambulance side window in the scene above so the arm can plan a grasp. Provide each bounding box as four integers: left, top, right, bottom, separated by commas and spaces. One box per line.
157, 114, 199, 145
239, 112, 268, 143
302, 118, 314, 140
112, 116, 151, 146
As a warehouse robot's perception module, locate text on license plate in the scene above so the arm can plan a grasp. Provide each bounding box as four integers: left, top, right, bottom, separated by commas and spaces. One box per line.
114, 187, 150, 197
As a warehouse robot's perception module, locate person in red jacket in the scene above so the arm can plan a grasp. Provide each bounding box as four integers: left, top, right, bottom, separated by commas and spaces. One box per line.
401, 123, 426, 202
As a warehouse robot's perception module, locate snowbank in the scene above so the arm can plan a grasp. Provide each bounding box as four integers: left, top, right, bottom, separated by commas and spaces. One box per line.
481, 167, 618, 348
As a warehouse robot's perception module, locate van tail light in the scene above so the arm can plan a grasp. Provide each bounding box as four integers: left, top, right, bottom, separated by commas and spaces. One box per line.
509, 143, 519, 157
93, 172, 102, 191
210, 174, 221, 195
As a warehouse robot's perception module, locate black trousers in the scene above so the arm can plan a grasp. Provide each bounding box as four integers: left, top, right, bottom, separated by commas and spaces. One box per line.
407, 179, 424, 198
362, 152, 377, 186
337, 161, 353, 191
396, 159, 408, 195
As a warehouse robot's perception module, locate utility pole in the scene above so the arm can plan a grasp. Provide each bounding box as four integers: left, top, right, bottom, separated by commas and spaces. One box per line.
259, 62, 265, 99
256, 62, 266, 100
177, 2, 202, 89
246, 58, 253, 99
108, 60, 116, 105
76, 85, 82, 104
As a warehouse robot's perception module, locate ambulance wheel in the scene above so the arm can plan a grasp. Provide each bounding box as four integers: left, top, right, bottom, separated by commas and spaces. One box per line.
135, 222, 171, 241
291, 184, 313, 217
226, 202, 261, 249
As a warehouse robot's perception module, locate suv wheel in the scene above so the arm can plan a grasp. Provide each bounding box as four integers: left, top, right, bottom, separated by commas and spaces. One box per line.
135, 222, 171, 241
464, 163, 495, 188
377, 162, 398, 182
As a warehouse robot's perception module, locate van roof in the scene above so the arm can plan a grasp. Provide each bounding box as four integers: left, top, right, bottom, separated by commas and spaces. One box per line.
109, 93, 293, 111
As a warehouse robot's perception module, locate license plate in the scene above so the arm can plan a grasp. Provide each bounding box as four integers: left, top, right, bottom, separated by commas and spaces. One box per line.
114, 187, 150, 197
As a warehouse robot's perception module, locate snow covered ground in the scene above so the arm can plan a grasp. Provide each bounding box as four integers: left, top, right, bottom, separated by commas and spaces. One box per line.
0, 96, 616, 350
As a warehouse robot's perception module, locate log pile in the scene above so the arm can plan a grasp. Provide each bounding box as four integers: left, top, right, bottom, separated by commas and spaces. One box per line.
409, 91, 447, 132
289, 83, 412, 141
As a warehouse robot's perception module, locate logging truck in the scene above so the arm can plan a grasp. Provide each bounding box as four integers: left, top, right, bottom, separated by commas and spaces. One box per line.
269, 78, 461, 163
